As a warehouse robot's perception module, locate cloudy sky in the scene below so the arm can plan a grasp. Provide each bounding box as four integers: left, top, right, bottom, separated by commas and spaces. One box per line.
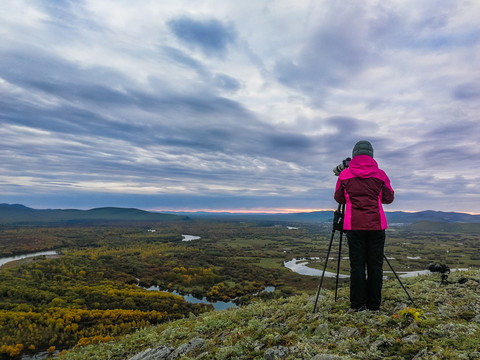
1, 0, 479, 214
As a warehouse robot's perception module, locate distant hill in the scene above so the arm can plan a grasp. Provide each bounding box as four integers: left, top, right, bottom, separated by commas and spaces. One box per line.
1, 204, 479, 226
386, 210, 480, 224
0, 204, 184, 225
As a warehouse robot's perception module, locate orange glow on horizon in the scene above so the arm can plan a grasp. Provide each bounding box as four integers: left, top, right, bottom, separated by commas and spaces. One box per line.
149, 208, 335, 214
148, 208, 480, 215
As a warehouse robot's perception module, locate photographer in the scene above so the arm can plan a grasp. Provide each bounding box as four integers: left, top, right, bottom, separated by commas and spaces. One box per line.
334, 140, 394, 311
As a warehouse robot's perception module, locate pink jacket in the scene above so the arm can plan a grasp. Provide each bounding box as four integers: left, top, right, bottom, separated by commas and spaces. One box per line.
334, 155, 394, 230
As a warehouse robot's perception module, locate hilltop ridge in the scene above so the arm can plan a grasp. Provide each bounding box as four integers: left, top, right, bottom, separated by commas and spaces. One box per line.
0, 204, 184, 224
60, 269, 480, 360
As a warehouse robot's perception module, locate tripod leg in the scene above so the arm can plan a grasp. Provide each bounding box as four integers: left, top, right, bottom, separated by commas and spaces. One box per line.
334, 230, 344, 302
384, 255, 415, 306
313, 229, 335, 313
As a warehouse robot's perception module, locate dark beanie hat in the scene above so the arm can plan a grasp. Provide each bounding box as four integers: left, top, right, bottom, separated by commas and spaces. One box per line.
352, 140, 374, 158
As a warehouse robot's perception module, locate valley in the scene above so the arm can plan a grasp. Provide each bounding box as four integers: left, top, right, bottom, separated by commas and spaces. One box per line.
0, 214, 479, 358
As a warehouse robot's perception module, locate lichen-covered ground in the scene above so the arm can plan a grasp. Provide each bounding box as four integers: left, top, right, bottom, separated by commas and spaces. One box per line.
60, 270, 480, 359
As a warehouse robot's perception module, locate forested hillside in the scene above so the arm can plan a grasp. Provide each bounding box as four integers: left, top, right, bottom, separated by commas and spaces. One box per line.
0, 204, 182, 225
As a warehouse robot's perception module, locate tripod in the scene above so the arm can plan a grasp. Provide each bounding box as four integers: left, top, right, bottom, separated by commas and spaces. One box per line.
313, 203, 415, 313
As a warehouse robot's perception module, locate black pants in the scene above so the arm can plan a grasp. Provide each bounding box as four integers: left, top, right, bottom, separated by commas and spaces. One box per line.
347, 230, 385, 310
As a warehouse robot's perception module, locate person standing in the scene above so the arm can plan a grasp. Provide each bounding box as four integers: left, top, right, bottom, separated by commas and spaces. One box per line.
334, 140, 394, 311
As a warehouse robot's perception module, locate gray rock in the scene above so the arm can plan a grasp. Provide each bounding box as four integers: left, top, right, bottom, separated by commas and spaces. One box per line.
168, 337, 205, 359
371, 338, 392, 348
128, 346, 174, 360
195, 352, 210, 359
338, 326, 359, 338
288, 346, 299, 356
311, 354, 343, 360
402, 334, 420, 344
264, 346, 289, 360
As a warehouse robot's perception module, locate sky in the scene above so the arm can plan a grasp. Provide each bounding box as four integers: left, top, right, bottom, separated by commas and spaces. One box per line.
1, 0, 480, 214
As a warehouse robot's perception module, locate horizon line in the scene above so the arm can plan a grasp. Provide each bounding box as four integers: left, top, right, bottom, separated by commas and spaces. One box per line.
2, 203, 479, 215
149, 208, 334, 214
149, 208, 480, 215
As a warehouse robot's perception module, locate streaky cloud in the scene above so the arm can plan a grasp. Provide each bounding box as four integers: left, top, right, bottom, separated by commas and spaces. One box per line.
213, 73, 241, 92
167, 16, 236, 56
452, 82, 480, 100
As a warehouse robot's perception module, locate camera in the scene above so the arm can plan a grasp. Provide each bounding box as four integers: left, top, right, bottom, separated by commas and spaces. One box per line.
428, 263, 450, 274
428, 264, 452, 285
333, 157, 351, 176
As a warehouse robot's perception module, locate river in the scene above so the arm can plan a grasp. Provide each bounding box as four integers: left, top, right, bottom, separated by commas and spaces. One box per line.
284, 257, 469, 278
144, 285, 236, 310
182, 234, 201, 242
143, 285, 276, 311
283, 258, 349, 278
0, 250, 58, 268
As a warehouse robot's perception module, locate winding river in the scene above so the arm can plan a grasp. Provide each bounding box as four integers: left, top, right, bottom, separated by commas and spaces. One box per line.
143, 285, 276, 311
0, 250, 58, 268
144, 285, 237, 310
283, 257, 468, 278
283, 258, 349, 278
181, 234, 201, 242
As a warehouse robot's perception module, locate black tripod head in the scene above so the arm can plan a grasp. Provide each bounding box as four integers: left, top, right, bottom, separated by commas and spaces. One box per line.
332, 203, 345, 232
428, 263, 451, 285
